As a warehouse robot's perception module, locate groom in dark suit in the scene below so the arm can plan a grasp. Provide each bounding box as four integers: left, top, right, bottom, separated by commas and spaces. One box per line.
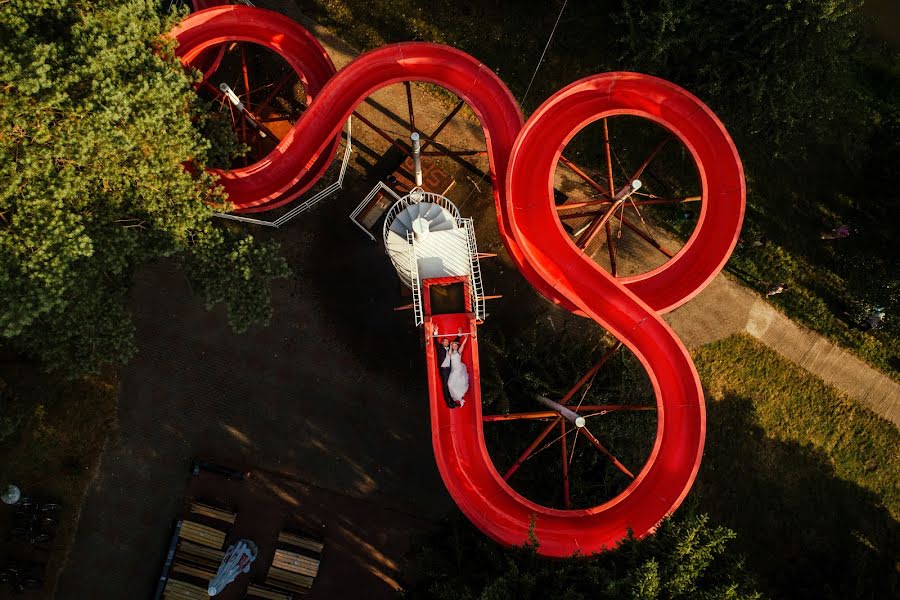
435, 334, 461, 408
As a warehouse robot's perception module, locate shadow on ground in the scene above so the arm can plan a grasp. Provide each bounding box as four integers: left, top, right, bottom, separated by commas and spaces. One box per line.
55, 168, 455, 599
697, 394, 899, 600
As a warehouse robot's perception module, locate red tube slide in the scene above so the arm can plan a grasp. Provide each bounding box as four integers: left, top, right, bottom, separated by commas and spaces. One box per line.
173, 5, 340, 212
172, 6, 744, 557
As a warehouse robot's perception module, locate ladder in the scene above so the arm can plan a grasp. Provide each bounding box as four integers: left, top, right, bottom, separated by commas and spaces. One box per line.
461, 218, 485, 322
407, 231, 424, 326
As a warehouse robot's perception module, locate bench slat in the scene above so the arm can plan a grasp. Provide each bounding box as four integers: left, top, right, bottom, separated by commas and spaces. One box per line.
178, 540, 224, 560
274, 550, 319, 566
247, 584, 294, 600
189, 502, 236, 524
272, 558, 319, 571
272, 555, 318, 577
164, 578, 210, 599
171, 562, 215, 581
277, 532, 324, 554
179, 520, 226, 549
267, 567, 314, 589
176, 540, 224, 569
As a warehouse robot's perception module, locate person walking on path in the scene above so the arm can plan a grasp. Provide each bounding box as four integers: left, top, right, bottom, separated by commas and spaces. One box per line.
820, 224, 851, 240
861, 306, 886, 332
766, 283, 787, 298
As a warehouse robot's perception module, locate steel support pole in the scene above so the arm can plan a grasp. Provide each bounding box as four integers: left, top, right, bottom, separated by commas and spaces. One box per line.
411, 131, 423, 186
535, 395, 586, 428
503, 343, 621, 481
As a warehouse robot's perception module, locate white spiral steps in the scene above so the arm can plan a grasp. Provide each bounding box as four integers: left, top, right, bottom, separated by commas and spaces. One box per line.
385, 201, 469, 288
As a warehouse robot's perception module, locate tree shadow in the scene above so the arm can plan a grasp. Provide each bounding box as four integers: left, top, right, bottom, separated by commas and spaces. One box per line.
697, 393, 899, 600
266, 167, 423, 378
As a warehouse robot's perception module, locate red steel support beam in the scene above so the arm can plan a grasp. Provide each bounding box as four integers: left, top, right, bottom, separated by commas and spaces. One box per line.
240, 43, 251, 111
351, 110, 412, 156
618, 215, 675, 259
601, 118, 618, 274
558, 155, 612, 200
557, 196, 701, 219
483, 411, 560, 422
574, 404, 656, 413
420, 149, 486, 157
560, 420, 571, 509
581, 427, 635, 479
419, 100, 465, 152
627, 136, 670, 183
254, 70, 297, 117
503, 342, 622, 480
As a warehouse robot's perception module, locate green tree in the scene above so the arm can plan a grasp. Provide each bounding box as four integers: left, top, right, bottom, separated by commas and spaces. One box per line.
614, 0, 870, 159
402, 512, 761, 600
0, 0, 289, 375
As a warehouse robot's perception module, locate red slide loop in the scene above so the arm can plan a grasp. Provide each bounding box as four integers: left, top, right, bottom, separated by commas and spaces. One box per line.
509, 73, 745, 313
172, 5, 340, 212
171, 6, 745, 557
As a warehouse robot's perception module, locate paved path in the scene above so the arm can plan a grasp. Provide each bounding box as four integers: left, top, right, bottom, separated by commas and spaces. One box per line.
56, 172, 450, 598
57, 3, 897, 597
272, 0, 900, 425
664, 273, 899, 426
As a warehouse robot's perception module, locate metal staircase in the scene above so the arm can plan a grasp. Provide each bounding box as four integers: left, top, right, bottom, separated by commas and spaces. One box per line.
407, 231, 424, 326
460, 218, 486, 322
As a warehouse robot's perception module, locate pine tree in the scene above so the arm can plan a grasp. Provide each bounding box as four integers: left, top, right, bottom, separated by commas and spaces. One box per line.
0, 0, 289, 375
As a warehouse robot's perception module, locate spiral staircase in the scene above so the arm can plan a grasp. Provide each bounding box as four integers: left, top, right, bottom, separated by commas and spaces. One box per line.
382, 188, 485, 325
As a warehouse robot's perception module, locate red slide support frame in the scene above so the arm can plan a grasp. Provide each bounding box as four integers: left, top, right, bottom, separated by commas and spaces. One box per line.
172, 5, 745, 557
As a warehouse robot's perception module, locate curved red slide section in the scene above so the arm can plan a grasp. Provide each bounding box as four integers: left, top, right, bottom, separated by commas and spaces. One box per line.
173, 5, 340, 213
172, 7, 744, 557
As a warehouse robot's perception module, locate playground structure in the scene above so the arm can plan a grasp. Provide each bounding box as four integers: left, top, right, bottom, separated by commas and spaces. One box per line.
172, 3, 744, 558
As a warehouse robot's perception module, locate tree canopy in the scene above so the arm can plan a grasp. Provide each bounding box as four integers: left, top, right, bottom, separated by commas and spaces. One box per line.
615, 0, 870, 158
0, 0, 288, 375
403, 512, 761, 600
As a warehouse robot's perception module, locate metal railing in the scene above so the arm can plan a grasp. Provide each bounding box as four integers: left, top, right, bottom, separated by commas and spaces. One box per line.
381, 187, 462, 247
460, 217, 486, 322
407, 231, 424, 326
213, 117, 353, 228
350, 181, 402, 241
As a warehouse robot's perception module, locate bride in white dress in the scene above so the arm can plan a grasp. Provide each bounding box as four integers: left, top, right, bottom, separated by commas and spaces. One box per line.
445, 329, 469, 406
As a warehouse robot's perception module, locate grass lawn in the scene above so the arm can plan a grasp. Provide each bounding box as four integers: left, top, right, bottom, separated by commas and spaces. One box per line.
291, 0, 900, 379
693, 333, 899, 599
0, 357, 118, 597
475, 324, 898, 598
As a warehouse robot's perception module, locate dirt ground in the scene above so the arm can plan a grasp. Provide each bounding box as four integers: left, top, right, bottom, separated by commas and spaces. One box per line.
55, 163, 455, 599
53, 2, 898, 599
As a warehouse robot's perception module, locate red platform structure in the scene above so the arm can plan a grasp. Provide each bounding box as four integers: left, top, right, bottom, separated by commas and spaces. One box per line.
171, 5, 745, 557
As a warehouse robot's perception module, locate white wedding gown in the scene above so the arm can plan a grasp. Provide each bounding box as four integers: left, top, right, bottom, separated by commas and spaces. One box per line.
447, 350, 469, 403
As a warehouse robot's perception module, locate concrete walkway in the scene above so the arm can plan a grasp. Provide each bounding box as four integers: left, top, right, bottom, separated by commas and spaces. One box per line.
265, 0, 900, 425
664, 274, 899, 426
54, 3, 896, 598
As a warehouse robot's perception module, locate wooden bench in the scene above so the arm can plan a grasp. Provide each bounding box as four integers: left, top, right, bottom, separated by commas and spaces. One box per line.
163, 578, 209, 599
176, 540, 225, 569
266, 567, 314, 593
179, 520, 226, 549
277, 531, 324, 555
272, 549, 319, 578
246, 583, 294, 600
189, 502, 236, 524
171, 561, 216, 582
